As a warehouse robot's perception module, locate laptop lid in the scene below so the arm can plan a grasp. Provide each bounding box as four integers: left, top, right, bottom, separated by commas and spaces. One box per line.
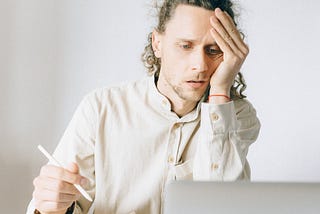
163, 181, 320, 214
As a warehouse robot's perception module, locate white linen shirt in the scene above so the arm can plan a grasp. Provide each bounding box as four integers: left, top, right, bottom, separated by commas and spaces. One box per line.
27, 75, 260, 214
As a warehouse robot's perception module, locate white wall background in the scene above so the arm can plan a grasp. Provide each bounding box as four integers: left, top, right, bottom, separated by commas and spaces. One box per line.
1, 0, 319, 213
241, 0, 320, 182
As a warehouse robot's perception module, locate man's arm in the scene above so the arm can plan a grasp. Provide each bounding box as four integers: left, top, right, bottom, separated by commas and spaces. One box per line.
192, 7, 260, 180
193, 99, 260, 180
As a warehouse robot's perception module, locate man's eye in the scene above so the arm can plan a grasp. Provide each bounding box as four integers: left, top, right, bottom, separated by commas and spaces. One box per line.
205, 47, 222, 55
180, 44, 192, 49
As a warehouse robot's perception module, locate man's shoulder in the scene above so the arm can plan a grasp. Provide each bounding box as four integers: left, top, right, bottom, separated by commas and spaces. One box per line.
83, 76, 151, 105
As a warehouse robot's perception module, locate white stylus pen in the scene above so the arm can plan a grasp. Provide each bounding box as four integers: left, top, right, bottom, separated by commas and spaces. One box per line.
37, 144, 93, 202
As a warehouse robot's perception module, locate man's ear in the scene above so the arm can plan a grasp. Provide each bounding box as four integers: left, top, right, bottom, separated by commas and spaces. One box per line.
152, 30, 162, 58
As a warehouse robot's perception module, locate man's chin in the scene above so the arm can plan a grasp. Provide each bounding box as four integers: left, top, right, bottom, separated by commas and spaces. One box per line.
174, 86, 206, 102
181, 92, 205, 102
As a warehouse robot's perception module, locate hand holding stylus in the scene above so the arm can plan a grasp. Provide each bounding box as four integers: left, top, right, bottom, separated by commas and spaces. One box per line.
32, 145, 92, 214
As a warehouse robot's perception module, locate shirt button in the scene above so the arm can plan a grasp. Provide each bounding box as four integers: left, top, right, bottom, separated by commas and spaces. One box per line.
211, 163, 219, 171
210, 113, 219, 121
173, 123, 181, 129
168, 155, 175, 164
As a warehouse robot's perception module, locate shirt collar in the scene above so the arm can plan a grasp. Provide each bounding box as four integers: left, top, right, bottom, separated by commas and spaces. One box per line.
147, 74, 203, 123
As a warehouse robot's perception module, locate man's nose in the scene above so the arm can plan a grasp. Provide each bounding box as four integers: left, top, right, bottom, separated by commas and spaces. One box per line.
191, 50, 208, 72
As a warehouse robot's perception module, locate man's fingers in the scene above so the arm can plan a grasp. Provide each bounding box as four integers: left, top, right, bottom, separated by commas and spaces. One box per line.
210, 15, 240, 56
210, 28, 244, 73
33, 176, 79, 194
33, 188, 79, 203
210, 27, 232, 56
33, 163, 89, 213
66, 162, 79, 174
40, 165, 84, 185
214, 8, 249, 56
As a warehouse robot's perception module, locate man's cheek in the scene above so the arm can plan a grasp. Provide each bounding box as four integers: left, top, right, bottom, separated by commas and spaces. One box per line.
211, 60, 222, 72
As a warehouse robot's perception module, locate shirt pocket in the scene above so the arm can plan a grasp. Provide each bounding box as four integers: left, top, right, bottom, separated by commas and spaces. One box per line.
174, 159, 193, 180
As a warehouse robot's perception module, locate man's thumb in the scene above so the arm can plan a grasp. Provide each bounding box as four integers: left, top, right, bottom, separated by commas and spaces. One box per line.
66, 162, 88, 187
66, 162, 79, 174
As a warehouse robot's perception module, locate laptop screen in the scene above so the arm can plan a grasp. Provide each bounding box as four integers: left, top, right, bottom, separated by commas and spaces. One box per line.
163, 181, 320, 214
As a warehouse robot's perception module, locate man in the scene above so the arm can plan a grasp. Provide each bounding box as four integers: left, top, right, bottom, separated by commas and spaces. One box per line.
28, 0, 260, 213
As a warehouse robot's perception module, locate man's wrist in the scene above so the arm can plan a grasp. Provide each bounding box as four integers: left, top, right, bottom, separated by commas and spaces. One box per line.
209, 87, 230, 96
34, 209, 68, 214
208, 88, 231, 104
208, 95, 231, 104
34, 202, 74, 214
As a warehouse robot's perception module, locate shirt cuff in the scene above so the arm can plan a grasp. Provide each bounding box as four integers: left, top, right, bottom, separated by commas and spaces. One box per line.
34, 202, 75, 214
201, 101, 237, 135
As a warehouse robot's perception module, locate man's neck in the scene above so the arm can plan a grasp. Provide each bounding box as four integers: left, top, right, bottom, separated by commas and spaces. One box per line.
169, 97, 198, 117
155, 76, 198, 117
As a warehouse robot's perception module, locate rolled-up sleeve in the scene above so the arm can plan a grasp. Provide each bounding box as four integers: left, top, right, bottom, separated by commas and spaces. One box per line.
193, 99, 261, 181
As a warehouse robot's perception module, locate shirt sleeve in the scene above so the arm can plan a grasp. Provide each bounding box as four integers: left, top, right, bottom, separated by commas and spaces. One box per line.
193, 99, 261, 181
26, 93, 98, 214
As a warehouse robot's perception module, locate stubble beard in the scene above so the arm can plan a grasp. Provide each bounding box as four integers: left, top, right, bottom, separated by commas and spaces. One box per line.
159, 71, 206, 103
171, 82, 204, 102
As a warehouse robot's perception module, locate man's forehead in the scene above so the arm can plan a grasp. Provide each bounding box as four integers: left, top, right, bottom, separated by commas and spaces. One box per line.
164, 4, 216, 42
170, 4, 215, 23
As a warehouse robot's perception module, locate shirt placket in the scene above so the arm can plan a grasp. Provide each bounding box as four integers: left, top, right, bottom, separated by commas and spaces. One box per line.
166, 122, 183, 181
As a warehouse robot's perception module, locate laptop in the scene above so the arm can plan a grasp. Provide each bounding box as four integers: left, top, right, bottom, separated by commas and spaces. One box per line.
163, 181, 320, 214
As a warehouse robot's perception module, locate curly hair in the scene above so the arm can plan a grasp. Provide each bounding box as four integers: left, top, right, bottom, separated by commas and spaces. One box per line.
141, 0, 247, 99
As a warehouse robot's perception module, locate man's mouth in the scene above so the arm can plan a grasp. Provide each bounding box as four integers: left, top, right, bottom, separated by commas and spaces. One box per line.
186, 80, 207, 89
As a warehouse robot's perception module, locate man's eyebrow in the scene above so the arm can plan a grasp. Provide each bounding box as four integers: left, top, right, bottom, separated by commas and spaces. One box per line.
176, 38, 197, 42
175, 38, 218, 46
175, 38, 201, 43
